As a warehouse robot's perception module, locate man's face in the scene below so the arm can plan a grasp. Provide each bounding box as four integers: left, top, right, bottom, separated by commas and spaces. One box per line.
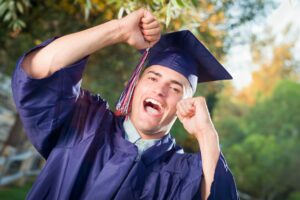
129, 65, 192, 138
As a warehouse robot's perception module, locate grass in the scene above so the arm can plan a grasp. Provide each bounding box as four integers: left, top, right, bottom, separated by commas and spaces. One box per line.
0, 180, 33, 200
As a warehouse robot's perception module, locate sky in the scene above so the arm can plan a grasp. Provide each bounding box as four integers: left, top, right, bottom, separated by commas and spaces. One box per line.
226, 0, 300, 90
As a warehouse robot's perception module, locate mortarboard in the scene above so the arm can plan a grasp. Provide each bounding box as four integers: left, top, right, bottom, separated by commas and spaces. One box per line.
115, 30, 232, 116
144, 30, 232, 92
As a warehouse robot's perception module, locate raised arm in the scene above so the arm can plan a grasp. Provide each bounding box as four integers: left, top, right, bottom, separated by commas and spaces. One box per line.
177, 97, 239, 199
12, 9, 160, 158
22, 8, 160, 79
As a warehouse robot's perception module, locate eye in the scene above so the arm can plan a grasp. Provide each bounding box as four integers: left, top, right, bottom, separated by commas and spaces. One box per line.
170, 86, 181, 94
148, 76, 157, 82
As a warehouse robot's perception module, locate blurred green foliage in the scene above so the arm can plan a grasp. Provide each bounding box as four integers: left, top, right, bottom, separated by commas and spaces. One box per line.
222, 81, 300, 199
0, 181, 32, 200
211, 27, 300, 198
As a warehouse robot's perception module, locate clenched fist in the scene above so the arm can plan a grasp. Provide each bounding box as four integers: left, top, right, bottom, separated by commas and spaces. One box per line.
118, 8, 161, 49
176, 97, 216, 139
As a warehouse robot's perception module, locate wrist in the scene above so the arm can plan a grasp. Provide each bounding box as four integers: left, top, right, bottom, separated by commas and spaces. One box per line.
115, 19, 128, 43
194, 123, 216, 140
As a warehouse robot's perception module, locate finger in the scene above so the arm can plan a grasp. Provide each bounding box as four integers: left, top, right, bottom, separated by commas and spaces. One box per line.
176, 106, 186, 121
142, 27, 160, 36
187, 100, 196, 115
177, 101, 189, 118
178, 101, 189, 114
176, 110, 184, 122
141, 14, 156, 24
177, 104, 194, 120
180, 100, 195, 115
144, 34, 160, 43
141, 20, 160, 29
147, 34, 161, 46
187, 106, 196, 117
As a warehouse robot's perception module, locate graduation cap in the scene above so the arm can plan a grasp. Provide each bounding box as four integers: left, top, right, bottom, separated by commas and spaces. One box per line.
115, 30, 232, 116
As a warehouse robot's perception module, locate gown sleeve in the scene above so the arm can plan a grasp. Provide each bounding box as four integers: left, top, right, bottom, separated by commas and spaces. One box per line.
11, 37, 89, 159
207, 152, 240, 200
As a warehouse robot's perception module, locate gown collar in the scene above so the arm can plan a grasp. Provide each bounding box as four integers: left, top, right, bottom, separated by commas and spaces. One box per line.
115, 116, 180, 166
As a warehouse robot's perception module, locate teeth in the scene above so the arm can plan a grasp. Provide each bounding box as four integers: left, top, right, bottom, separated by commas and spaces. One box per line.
146, 106, 160, 115
145, 98, 162, 109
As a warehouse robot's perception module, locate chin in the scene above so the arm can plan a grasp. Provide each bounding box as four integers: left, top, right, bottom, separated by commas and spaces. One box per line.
136, 120, 161, 134
129, 108, 177, 137
138, 117, 176, 137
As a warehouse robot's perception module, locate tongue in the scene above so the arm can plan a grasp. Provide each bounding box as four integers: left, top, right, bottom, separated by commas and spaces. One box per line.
145, 105, 160, 115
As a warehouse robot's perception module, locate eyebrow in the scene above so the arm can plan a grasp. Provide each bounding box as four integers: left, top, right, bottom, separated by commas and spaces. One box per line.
147, 70, 184, 88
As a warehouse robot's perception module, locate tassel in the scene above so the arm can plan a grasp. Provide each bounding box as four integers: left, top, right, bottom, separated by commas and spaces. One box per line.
115, 48, 150, 116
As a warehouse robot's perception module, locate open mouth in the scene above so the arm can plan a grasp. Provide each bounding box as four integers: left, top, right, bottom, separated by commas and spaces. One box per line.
143, 98, 163, 116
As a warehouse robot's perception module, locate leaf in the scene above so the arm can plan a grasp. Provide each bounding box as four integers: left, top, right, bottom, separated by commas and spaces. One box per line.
16, 2, 24, 14
84, 7, 90, 21
8, 1, 15, 10
172, 0, 184, 8
107, 0, 118, 5
86, 0, 92, 8
19, 19, 25, 27
15, 18, 25, 28
84, 0, 92, 20
166, 3, 171, 27
118, 7, 125, 19
123, 5, 131, 14
153, 0, 162, 6
0, 1, 8, 17
3, 11, 11, 22
181, 0, 191, 8
191, 0, 199, 7
22, 0, 31, 7
12, 21, 18, 30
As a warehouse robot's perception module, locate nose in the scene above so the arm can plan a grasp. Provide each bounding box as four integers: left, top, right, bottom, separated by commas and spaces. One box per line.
153, 83, 168, 97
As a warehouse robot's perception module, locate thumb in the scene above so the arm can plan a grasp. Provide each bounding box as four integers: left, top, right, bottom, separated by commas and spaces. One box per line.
143, 9, 151, 18
176, 110, 184, 122
131, 8, 146, 19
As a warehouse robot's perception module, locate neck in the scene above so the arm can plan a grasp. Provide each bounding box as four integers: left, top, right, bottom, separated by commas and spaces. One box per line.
139, 130, 167, 140
126, 116, 169, 140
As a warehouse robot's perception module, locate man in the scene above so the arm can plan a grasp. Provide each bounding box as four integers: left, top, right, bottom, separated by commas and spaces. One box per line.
12, 9, 239, 199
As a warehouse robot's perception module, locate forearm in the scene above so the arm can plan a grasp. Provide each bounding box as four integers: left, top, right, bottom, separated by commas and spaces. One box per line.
176, 97, 237, 199
196, 126, 220, 200
22, 19, 124, 79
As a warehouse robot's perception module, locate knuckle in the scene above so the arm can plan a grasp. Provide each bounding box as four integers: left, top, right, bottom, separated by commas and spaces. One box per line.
198, 96, 205, 102
143, 29, 149, 35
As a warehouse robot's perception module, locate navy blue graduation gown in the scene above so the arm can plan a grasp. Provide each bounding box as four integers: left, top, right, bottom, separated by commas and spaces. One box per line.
11, 38, 239, 200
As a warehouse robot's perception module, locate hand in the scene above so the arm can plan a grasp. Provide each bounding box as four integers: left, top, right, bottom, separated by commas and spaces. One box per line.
118, 8, 161, 49
177, 97, 220, 199
176, 97, 215, 139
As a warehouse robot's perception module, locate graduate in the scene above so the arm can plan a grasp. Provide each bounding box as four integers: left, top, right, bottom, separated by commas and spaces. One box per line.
12, 9, 239, 200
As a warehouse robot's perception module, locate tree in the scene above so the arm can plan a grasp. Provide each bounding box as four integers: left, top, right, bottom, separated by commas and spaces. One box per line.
1, 0, 277, 74
238, 25, 300, 105
223, 80, 300, 199
212, 22, 300, 197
